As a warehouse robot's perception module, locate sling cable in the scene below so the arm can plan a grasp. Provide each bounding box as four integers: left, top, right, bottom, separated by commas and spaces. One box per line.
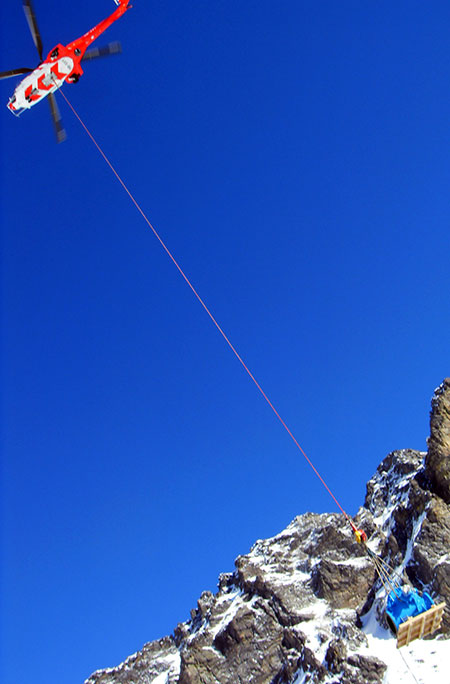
61, 92, 448, 649
60, 89, 365, 541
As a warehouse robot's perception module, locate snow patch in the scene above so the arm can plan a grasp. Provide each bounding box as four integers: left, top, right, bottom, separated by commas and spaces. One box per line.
360, 601, 447, 683
294, 600, 332, 661
210, 591, 258, 638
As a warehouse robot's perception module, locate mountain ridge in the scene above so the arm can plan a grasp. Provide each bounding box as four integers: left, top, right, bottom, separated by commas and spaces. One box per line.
85, 380, 450, 683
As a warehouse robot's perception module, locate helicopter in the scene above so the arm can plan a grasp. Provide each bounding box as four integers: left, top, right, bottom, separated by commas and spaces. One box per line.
0, 0, 132, 142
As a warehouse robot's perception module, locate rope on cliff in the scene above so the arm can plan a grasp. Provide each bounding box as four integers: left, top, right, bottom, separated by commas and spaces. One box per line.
398, 648, 422, 684
59, 90, 359, 534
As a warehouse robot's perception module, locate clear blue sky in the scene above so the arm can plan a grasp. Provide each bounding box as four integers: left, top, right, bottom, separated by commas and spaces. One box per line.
1, 2, 449, 683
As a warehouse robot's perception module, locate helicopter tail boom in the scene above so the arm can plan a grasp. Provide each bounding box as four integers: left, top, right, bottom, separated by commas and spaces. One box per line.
66, 1, 131, 58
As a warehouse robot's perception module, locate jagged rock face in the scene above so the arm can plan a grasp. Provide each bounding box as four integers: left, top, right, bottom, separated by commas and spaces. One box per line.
84, 637, 180, 684
173, 514, 375, 684
86, 383, 450, 684
426, 378, 450, 504
411, 496, 450, 631
361, 445, 450, 633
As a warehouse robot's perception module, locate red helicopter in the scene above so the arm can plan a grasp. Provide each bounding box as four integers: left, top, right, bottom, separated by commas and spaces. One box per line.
1, 0, 132, 142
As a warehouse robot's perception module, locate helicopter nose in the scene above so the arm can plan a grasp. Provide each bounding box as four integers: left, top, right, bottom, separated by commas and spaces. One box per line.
7, 98, 19, 114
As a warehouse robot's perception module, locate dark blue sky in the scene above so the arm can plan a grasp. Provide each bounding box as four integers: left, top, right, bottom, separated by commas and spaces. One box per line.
1, 2, 449, 683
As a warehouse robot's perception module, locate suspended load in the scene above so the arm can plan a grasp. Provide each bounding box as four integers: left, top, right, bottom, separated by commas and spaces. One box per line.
354, 527, 446, 648
386, 587, 446, 648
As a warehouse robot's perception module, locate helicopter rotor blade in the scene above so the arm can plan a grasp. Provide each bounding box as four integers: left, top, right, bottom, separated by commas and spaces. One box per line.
81, 41, 122, 62
48, 93, 67, 144
0, 68, 34, 81
23, 0, 44, 61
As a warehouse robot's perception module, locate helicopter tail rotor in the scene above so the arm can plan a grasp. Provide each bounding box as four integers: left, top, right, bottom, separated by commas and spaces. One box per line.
81, 41, 122, 62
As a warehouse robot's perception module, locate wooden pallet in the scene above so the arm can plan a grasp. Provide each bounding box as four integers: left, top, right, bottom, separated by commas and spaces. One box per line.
396, 602, 446, 648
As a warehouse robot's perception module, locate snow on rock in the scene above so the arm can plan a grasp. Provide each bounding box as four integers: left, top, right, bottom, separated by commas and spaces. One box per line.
84, 638, 180, 684
85, 381, 450, 684
360, 601, 448, 684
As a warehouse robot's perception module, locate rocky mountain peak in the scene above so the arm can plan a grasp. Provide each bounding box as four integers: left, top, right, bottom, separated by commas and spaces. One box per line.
426, 378, 450, 504
85, 382, 450, 684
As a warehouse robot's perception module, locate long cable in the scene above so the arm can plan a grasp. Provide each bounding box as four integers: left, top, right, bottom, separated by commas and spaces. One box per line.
398, 649, 422, 684
60, 90, 357, 531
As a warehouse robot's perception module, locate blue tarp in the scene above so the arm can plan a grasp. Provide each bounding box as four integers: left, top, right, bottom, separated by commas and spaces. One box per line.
386, 587, 435, 633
